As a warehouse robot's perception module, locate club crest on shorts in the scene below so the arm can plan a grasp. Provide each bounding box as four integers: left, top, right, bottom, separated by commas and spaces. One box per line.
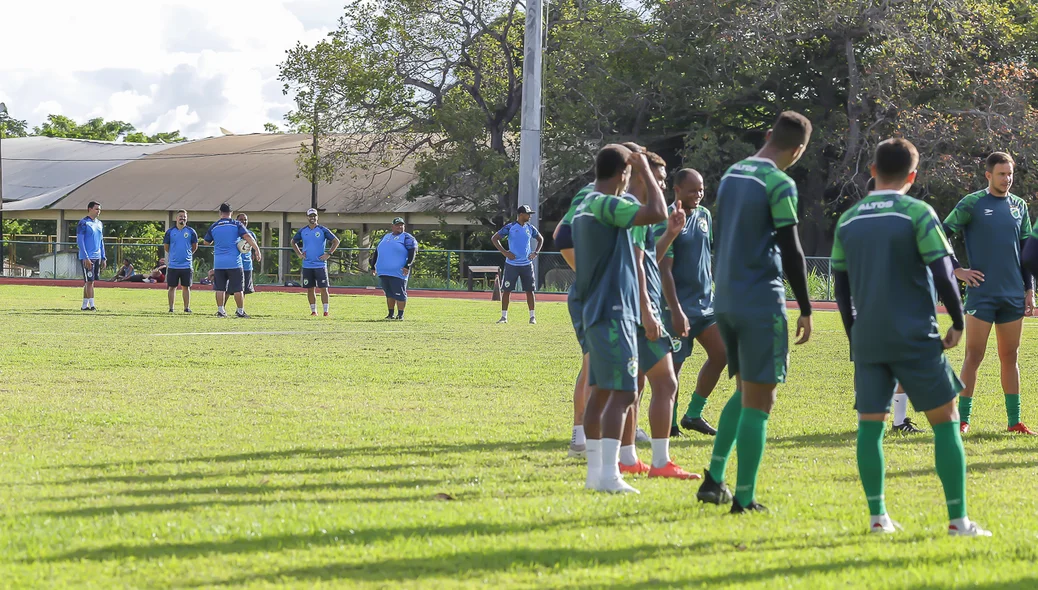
671, 337, 682, 352
303, 279, 309, 286
627, 357, 638, 377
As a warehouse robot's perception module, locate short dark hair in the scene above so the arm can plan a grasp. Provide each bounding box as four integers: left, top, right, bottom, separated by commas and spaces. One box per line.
673, 168, 701, 188
768, 111, 813, 150
873, 138, 919, 184
219, 203, 232, 214
595, 144, 632, 181
645, 151, 666, 168
986, 152, 1014, 172
87, 201, 101, 210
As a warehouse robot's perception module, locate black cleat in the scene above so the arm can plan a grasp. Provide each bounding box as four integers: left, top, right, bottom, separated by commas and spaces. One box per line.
681, 415, 717, 436
669, 425, 684, 438
730, 498, 767, 514
696, 469, 733, 505
88, 307, 97, 311
184, 308, 192, 314
216, 311, 228, 318
385, 313, 394, 320
235, 311, 250, 318
169, 308, 175, 314
892, 417, 924, 434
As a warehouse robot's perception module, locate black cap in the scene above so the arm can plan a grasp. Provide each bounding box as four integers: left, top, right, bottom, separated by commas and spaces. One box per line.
517, 205, 534, 215
219, 203, 232, 213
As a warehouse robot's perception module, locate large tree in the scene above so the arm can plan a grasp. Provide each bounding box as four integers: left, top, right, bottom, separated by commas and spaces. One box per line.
33, 115, 185, 143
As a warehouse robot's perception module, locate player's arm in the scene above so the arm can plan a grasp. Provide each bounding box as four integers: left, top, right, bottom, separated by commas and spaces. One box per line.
290, 230, 304, 258
917, 204, 965, 347
554, 223, 575, 270
241, 228, 262, 262
942, 196, 985, 286
654, 205, 685, 265
492, 226, 515, 260
369, 247, 379, 275
530, 228, 543, 260
770, 177, 811, 343
633, 231, 661, 341
190, 231, 199, 254
830, 229, 853, 352
1019, 237, 1038, 290
163, 230, 171, 257
629, 154, 667, 226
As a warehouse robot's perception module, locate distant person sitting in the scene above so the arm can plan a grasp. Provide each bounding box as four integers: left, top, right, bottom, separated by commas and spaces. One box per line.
113, 259, 134, 282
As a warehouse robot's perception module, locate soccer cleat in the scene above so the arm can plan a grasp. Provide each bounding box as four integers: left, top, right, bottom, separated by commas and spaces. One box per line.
948, 520, 992, 537
648, 461, 701, 480
312, 311, 318, 316
696, 469, 733, 504
184, 308, 192, 314
236, 311, 250, 318
669, 425, 684, 438
88, 307, 97, 311
635, 427, 650, 443
680, 416, 718, 436
1008, 422, 1037, 435
324, 311, 330, 317
529, 317, 537, 324
216, 311, 228, 318
619, 460, 650, 475
960, 421, 970, 434
568, 443, 586, 459
81, 307, 90, 311
869, 514, 902, 534
496, 317, 508, 324
730, 498, 768, 514
384, 313, 394, 320
169, 308, 174, 314
598, 476, 640, 494
893, 417, 925, 434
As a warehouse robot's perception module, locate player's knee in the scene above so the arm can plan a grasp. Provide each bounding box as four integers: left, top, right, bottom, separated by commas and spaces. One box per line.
997, 348, 1019, 364
963, 347, 986, 365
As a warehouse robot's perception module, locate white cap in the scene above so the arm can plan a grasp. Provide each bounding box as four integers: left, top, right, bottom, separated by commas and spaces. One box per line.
306, 208, 318, 216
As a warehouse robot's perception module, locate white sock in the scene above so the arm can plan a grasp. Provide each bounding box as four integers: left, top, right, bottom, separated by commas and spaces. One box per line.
88, 298, 94, 307
311, 304, 317, 312
585, 439, 602, 486
323, 303, 329, 313
237, 307, 244, 314
950, 517, 971, 532
619, 444, 638, 466
83, 298, 89, 308
529, 309, 536, 319
572, 425, 586, 446
218, 306, 226, 313
893, 392, 908, 425
501, 310, 508, 319
650, 438, 671, 468
601, 438, 622, 480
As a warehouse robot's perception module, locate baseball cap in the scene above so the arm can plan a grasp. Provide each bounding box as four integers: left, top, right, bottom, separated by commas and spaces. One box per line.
306, 208, 318, 216
517, 205, 534, 214
392, 217, 405, 225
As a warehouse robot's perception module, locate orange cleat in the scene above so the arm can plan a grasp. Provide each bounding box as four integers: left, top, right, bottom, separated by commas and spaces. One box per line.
1008, 422, 1037, 435
960, 422, 970, 434
648, 461, 702, 480
619, 460, 650, 475
324, 311, 329, 317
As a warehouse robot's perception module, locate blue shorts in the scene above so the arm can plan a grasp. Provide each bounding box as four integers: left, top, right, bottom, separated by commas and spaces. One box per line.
964, 294, 1024, 324
82, 259, 102, 283
855, 354, 963, 414
503, 263, 535, 292
302, 267, 329, 289
380, 276, 408, 301
568, 292, 587, 354
661, 309, 717, 365
716, 310, 789, 384
585, 319, 639, 392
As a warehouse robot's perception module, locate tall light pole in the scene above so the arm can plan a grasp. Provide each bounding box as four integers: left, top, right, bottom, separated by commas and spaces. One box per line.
0, 102, 7, 265
517, 0, 545, 282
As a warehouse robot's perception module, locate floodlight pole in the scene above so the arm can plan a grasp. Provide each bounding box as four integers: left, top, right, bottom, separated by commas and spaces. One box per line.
0, 102, 7, 269
517, 0, 544, 279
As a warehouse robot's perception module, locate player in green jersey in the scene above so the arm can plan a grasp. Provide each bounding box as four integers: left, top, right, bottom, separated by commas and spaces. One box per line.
574, 144, 668, 493
654, 169, 728, 438
833, 138, 991, 536
943, 152, 1035, 435
695, 112, 814, 513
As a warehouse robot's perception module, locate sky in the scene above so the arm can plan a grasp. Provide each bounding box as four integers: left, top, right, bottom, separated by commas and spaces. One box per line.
0, 0, 345, 139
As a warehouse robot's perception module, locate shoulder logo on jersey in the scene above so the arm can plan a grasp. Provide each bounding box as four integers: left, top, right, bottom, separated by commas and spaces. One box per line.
627, 357, 638, 378
1011, 206, 1022, 220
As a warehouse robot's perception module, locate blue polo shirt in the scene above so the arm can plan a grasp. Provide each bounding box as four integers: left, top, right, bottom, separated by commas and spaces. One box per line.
203, 218, 248, 269
375, 232, 417, 279
292, 225, 337, 269
76, 216, 106, 260
495, 221, 541, 266
163, 226, 198, 270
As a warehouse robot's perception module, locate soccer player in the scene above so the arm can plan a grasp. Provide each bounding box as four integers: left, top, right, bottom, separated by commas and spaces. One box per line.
371, 217, 417, 320
943, 152, 1035, 435
657, 169, 728, 437
76, 201, 106, 310
695, 112, 814, 513
833, 137, 991, 536
553, 182, 594, 458
574, 144, 667, 494
627, 152, 699, 479
292, 208, 340, 316
493, 205, 544, 324
202, 203, 261, 318
163, 209, 198, 313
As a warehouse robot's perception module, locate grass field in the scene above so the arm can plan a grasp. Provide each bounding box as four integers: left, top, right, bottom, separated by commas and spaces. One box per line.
1, 285, 1037, 589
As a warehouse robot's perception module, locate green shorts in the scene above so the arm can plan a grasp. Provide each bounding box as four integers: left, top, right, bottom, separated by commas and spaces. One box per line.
567, 291, 587, 354
637, 323, 675, 374
716, 310, 788, 384
585, 319, 639, 392
964, 294, 1024, 325
661, 309, 716, 365
855, 354, 963, 414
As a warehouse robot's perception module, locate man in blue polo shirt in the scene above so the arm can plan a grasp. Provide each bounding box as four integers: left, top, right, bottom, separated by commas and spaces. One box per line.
163, 209, 198, 313
371, 216, 417, 320
492, 205, 543, 324
202, 203, 261, 318
292, 208, 340, 316
233, 213, 259, 307
76, 201, 106, 311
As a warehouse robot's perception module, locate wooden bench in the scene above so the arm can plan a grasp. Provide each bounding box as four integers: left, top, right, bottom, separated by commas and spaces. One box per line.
467, 265, 502, 300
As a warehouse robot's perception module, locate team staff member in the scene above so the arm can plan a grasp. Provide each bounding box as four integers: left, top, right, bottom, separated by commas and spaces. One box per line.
492, 205, 543, 324
371, 217, 417, 320
292, 208, 340, 316
202, 203, 261, 318
164, 209, 198, 313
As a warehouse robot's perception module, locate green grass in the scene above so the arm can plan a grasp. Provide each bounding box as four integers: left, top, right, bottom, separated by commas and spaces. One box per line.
1, 285, 1037, 589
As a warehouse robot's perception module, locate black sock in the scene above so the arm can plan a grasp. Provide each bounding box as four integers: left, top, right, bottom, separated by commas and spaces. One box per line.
397, 310, 404, 318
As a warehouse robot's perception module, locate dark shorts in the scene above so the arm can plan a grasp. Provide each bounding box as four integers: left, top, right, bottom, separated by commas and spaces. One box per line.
637, 322, 675, 374
855, 354, 963, 414
82, 259, 102, 283
242, 270, 254, 295
213, 268, 245, 294
716, 310, 789, 384
167, 268, 193, 289
302, 267, 329, 289
964, 294, 1024, 324
585, 319, 639, 392
568, 294, 587, 354
502, 263, 535, 293
380, 275, 408, 301
661, 309, 717, 365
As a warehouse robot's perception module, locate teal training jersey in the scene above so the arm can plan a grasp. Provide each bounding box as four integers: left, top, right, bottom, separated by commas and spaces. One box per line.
653, 204, 714, 317
631, 223, 662, 317
560, 184, 595, 227
832, 191, 954, 362
713, 157, 799, 315
943, 190, 1031, 299
572, 191, 642, 327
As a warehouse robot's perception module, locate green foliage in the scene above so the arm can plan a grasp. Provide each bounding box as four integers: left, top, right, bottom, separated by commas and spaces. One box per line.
123, 131, 187, 143
31, 115, 184, 143
0, 110, 29, 138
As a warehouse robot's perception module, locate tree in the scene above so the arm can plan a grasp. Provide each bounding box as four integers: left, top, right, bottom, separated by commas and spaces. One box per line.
0, 110, 29, 138
123, 130, 186, 143
32, 115, 185, 143
263, 123, 284, 133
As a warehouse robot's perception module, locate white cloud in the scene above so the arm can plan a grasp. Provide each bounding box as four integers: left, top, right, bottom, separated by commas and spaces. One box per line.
0, 0, 344, 138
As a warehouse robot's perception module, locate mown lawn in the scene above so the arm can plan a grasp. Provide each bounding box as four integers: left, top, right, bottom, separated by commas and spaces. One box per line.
0, 285, 1036, 589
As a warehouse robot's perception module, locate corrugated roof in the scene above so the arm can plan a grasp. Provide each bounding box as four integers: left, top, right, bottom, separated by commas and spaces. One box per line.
2, 137, 179, 211
51, 134, 473, 215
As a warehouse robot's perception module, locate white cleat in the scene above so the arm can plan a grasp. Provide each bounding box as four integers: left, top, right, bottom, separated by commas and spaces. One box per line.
598, 476, 640, 494
568, 443, 586, 459
868, 514, 902, 534
948, 520, 992, 537
585, 471, 602, 491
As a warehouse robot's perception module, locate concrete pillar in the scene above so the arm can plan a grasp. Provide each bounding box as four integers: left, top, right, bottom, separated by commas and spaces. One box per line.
459, 230, 467, 281
261, 222, 271, 276
357, 223, 371, 273
55, 210, 67, 249
278, 213, 291, 284
165, 211, 174, 232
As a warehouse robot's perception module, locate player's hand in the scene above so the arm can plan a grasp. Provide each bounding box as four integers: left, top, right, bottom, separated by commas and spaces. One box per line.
667, 202, 686, 234
504, 252, 517, 261
954, 268, 984, 287
645, 315, 662, 341
1026, 290, 1034, 317
83, 259, 93, 270
319, 253, 331, 261
672, 310, 690, 338
626, 151, 648, 171
254, 250, 262, 263
529, 252, 539, 261
943, 327, 963, 349
402, 267, 410, 277
100, 259, 107, 271
795, 314, 813, 345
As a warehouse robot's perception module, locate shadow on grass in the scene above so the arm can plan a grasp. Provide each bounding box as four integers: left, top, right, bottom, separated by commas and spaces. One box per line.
12, 463, 411, 487
833, 459, 1038, 481
43, 479, 442, 502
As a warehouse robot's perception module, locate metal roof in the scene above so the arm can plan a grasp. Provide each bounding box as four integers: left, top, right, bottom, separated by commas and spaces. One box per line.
2, 137, 179, 211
